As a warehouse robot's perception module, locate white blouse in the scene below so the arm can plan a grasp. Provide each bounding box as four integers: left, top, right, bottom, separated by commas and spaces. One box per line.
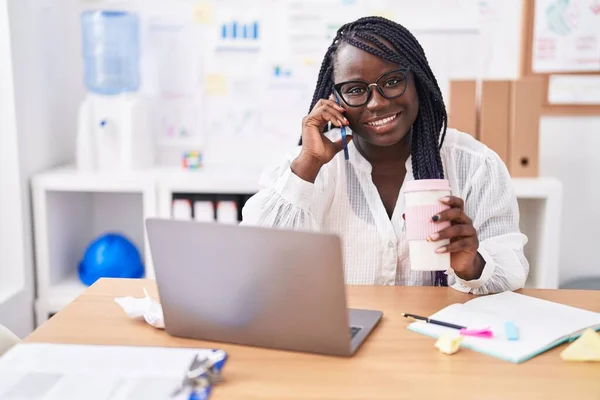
241, 128, 529, 294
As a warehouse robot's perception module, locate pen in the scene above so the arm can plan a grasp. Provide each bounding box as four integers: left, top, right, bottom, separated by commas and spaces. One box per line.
332, 91, 349, 161
401, 313, 466, 330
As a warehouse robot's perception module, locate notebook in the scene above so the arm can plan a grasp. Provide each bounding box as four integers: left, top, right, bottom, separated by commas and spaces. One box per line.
407, 291, 600, 364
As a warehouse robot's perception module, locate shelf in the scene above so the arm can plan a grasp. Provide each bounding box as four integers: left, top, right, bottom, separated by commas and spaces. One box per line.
33, 164, 561, 198
32, 165, 156, 192
33, 185, 155, 301
153, 165, 263, 194
43, 272, 87, 313
0, 287, 21, 308
33, 164, 262, 194
511, 177, 562, 199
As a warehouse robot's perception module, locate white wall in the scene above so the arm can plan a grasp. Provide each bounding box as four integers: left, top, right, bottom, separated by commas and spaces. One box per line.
539, 117, 600, 285
3, 0, 84, 335
0, 0, 28, 337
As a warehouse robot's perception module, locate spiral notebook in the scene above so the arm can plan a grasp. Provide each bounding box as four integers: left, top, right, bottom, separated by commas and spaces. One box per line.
408, 291, 600, 364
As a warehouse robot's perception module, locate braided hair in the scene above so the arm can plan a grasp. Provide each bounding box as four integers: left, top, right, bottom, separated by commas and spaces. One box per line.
306, 16, 449, 286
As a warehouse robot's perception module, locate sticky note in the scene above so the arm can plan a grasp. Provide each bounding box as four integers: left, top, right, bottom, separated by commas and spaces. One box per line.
504, 321, 519, 341
193, 1, 214, 24
560, 329, 600, 362
435, 334, 462, 355
204, 74, 227, 95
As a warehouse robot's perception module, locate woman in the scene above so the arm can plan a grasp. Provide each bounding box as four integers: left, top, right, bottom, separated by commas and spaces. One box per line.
241, 16, 528, 294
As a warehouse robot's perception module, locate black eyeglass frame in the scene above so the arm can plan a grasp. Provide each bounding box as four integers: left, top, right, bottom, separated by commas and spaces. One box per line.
332, 67, 411, 107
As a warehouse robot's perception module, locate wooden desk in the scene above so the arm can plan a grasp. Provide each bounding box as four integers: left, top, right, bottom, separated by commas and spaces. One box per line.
26, 278, 600, 399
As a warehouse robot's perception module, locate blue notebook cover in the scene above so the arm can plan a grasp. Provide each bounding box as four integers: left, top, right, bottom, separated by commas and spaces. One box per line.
406, 292, 600, 364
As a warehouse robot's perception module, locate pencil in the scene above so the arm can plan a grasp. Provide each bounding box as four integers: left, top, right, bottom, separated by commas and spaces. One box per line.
401, 313, 466, 330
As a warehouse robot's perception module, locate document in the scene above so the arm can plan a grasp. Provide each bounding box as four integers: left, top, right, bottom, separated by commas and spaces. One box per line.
0, 343, 221, 400
548, 74, 600, 104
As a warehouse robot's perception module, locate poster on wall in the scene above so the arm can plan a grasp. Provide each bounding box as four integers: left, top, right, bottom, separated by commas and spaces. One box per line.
532, 0, 600, 72
130, 0, 521, 168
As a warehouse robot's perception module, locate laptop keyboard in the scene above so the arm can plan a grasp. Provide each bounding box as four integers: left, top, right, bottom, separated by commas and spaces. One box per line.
350, 326, 362, 339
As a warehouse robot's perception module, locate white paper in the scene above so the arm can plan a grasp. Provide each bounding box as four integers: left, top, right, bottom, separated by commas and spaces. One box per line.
114, 288, 165, 329
548, 74, 600, 104
154, 96, 204, 148
392, 0, 480, 32
532, 0, 600, 73
0, 343, 226, 400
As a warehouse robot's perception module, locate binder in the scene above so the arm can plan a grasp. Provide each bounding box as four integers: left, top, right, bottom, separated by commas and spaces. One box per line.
479, 80, 510, 164
194, 200, 215, 223
448, 80, 477, 138
508, 77, 544, 177
172, 199, 192, 220
448, 77, 544, 177
216, 200, 238, 224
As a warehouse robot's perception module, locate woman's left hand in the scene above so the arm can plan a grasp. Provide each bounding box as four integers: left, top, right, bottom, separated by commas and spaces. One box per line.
427, 196, 485, 281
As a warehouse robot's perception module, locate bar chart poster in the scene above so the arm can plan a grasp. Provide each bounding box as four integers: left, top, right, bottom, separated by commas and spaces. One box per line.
220, 20, 259, 40
216, 16, 262, 52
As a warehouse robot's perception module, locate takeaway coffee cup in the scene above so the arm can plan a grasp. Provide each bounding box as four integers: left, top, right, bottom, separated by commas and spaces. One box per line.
403, 179, 451, 271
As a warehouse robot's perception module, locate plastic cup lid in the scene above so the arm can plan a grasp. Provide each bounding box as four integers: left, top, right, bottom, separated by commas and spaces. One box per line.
403, 179, 451, 193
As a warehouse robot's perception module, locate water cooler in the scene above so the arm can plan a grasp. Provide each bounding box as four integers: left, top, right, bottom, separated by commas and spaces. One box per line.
76, 10, 154, 172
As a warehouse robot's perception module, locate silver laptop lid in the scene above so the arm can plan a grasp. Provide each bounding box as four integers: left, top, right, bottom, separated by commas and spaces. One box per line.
145, 218, 353, 355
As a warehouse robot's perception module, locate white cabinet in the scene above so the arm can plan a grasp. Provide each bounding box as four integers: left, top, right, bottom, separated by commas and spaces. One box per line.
31, 167, 156, 325
512, 178, 563, 289
30, 165, 563, 326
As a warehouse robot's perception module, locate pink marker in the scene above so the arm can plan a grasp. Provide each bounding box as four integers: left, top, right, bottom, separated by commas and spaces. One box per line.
460, 328, 494, 338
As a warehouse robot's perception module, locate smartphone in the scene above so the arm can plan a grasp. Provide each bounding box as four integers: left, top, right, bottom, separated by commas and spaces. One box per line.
332, 91, 349, 161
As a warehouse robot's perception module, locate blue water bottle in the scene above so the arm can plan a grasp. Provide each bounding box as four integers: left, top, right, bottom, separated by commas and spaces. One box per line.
81, 10, 140, 95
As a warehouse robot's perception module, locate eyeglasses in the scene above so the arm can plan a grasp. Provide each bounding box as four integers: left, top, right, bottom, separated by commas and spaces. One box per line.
333, 68, 410, 107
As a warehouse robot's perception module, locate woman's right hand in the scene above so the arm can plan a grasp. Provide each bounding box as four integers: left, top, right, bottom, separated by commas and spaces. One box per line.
291, 96, 351, 183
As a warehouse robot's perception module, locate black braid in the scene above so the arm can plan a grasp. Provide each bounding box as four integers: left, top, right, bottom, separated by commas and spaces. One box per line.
304, 16, 449, 286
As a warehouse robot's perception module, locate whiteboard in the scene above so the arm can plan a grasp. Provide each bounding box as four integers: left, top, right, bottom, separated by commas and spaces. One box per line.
80, 0, 523, 169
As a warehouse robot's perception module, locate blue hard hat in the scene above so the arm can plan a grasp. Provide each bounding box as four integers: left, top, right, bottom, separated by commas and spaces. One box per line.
78, 232, 144, 286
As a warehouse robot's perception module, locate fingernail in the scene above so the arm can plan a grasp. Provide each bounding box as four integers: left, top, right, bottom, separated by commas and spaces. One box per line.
432, 215, 439, 222
440, 197, 450, 202
429, 233, 439, 241
435, 247, 447, 254
344, 117, 349, 123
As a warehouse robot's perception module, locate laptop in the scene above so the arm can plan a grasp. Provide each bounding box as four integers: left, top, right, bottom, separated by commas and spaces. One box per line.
145, 218, 383, 356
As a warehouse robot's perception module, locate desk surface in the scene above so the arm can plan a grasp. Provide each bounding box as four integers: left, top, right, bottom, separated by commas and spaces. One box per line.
26, 279, 600, 399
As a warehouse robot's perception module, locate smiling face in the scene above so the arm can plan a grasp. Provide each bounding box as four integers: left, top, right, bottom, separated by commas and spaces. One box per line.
333, 42, 419, 148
